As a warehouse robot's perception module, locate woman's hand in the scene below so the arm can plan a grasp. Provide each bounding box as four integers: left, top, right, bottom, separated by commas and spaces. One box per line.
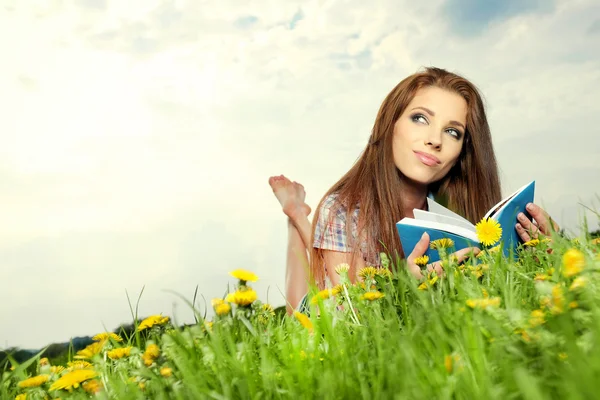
406, 232, 480, 280
516, 203, 560, 242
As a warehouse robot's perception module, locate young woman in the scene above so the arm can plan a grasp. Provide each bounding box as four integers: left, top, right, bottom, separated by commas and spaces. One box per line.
269, 67, 558, 314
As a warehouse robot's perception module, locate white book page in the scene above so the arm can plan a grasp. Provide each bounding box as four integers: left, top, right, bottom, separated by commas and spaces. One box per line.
413, 209, 476, 232
484, 181, 532, 220
426, 198, 472, 225
398, 218, 480, 243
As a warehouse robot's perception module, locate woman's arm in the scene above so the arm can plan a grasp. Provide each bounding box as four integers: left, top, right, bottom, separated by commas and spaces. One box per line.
321, 249, 367, 286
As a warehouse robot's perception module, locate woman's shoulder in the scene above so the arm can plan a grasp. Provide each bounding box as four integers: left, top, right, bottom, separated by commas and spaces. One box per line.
320, 192, 342, 210
318, 192, 354, 216
317, 192, 361, 226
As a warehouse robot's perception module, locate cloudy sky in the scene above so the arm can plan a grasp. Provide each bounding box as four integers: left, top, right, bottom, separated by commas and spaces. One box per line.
1, 0, 599, 349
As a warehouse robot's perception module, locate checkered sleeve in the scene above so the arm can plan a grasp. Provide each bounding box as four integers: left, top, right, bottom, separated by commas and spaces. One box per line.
313, 194, 352, 252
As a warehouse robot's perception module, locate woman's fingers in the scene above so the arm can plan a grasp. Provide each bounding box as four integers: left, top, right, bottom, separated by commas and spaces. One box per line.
451, 247, 481, 263
406, 232, 430, 279
425, 247, 480, 276
516, 203, 560, 241
406, 232, 430, 264
525, 203, 560, 234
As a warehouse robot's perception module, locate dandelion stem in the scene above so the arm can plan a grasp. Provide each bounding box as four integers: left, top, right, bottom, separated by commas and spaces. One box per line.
343, 284, 361, 325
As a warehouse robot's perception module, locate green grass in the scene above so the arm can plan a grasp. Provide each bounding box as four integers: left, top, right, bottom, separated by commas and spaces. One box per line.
2, 233, 600, 399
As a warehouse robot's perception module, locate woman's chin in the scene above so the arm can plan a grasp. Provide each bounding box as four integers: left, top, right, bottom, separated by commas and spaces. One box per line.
399, 173, 436, 189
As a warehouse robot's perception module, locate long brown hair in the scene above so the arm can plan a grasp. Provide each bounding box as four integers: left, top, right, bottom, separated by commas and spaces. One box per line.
309, 67, 502, 287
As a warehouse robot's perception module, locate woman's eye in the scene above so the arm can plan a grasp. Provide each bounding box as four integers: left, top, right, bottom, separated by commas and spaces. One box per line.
446, 128, 461, 139
411, 114, 428, 124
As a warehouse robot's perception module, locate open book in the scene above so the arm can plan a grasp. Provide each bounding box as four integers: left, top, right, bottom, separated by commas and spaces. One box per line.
396, 181, 535, 263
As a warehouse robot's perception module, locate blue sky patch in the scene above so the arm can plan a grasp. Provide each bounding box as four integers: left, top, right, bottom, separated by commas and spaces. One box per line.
289, 9, 304, 29
234, 15, 259, 30
442, 0, 555, 36
588, 19, 600, 35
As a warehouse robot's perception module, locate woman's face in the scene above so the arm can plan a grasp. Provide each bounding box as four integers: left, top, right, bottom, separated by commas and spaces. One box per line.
392, 86, 467, 187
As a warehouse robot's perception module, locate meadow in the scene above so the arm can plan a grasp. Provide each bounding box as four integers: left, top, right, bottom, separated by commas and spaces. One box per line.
2, 220, 600, 399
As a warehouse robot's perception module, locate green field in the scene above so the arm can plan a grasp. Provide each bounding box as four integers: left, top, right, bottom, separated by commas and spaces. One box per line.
2, 231, 600, 399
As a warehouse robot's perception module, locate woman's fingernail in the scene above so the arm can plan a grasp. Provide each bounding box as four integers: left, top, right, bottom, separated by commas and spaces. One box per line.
526, 203, 534, 211
518, 213, 525, 221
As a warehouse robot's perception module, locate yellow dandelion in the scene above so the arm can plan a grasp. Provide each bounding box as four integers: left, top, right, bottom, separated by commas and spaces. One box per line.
331, 284, 344, 296
475, 218, 502, 246
142, 354, 154, 367
550, 284, 565, 315
39, 357, 49, 366
107, 347, 132, 360
293, 311, 314, 332
569, 301, 578, 309
476, 244, 501, 258
444, 355, 452, 373
49, 369, 97, 391
361, 291, 385, 301
375, 268, 392, 278
229, 269, 258, 282
143, 344, 160, 366
145, 343, 160, 358
15, 394, 27, 400
257, 304, 275, 324
534, 273, 549, 282
523, 239, 540, 247
137, 314, 170, 331
311, 288, 336, 304
67, 361, 92, 371
74, 341, 105, 359
215, 302, 231, 316
562, 248, 585, 277
444, 353, 461, 373
413, 255, 429, 268
18, 374, 49, 388
515, 328, 531, 343
469, 264, 487, 279
211, 298, 225, 307
540, 296, 551, 308
334, 263, 350, 275
591, 238, 600, 245
92, 332, 122, 342
50, 365, 65, 375
569, 276, 587, 291
418, 274, 438, 290
160, 367, 173, 377
82, 379, 102, 394
529, 310, 545, 327
466, 297, 501, 310
225, 288, 257, 306
431, 238, 455, 250
357, 266, 378, 280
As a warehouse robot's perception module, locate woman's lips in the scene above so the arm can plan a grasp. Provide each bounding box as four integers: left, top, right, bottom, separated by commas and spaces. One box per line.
414, 151, 441, 166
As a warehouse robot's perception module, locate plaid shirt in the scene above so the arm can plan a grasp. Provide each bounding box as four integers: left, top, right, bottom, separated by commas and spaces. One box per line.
313, 194, 377, 265
312, 192, 436, 266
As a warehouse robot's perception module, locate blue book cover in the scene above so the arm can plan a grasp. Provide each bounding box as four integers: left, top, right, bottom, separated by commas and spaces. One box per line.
396, 181, 535, 263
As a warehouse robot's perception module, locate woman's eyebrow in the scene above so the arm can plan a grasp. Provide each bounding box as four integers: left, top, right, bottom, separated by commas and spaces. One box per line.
411, 106, 435, 116
448, 120, 466, 130
411, 106, 465, 130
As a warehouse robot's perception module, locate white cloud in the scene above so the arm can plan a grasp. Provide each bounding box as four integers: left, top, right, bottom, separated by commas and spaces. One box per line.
0, 0, 599, 349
